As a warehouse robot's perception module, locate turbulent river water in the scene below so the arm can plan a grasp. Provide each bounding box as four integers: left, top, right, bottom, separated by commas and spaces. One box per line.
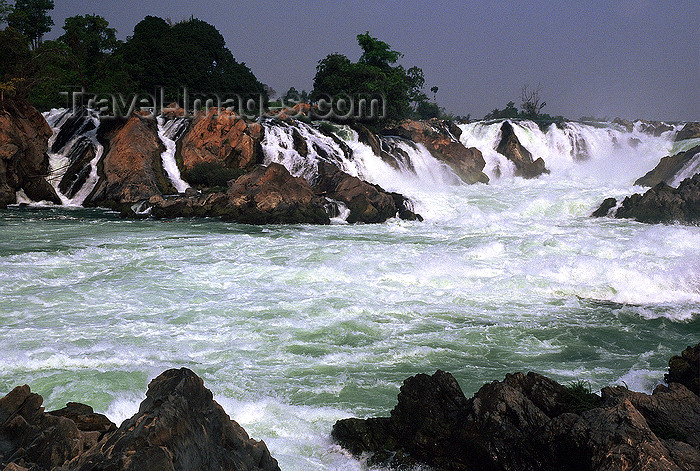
1, 117, 699, 470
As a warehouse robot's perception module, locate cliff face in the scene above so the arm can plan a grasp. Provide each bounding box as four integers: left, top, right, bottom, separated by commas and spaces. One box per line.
0, 100, 61, 207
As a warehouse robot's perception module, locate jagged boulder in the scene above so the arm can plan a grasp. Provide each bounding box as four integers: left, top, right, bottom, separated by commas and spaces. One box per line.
665, 344, 700, 396
66, 368, 279, 471
635, 145, 700, 187
382, 119, 489, 184
675, 123, 700, 141
144, 163, 331, 224
333, 370, 700, 471
86, 114, 173, 210
496, 121, 549, 178
179, 108, 264, 175
615, 173, 700, 224
314, 161, 421, 223
0, 99, 61, 207
0, 385, 103, 470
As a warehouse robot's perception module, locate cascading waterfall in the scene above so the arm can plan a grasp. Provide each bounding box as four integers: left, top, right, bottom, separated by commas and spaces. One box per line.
459, 120, 680, 185
157, 116, 191, 193
45, 109, 104, 206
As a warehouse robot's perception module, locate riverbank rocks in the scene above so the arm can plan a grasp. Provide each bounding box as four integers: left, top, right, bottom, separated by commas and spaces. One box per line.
0, 99, 61, 207
0, 368, 280, 471
85, 114, 173, 210
382, 119, 489, 184
333, 369, 700, 471
141, 163, 330, 224
635, 145, 700, 187
496, 121, 549, 178
594, 173, 700, 224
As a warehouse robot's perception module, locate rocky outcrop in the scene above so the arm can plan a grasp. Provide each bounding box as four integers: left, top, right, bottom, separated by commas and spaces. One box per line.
85, 114, 174, 210
141, 163, 331, 224
665, 344, 700, 396
382, 119, 489, 184
675, 123, 700, 141
314, 161, 422, 223
496, 121, 549, 178
66, 368, 279, 471
179, 108, 264, 175
0, 368, 280, 471
634, 145, 700, 187
333, 368, 700, 471
0, 99, 61, 207
595, 173, 700, 224
0, 384, 115, 470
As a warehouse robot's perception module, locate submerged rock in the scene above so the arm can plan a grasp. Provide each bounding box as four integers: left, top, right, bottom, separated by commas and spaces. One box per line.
333, 367, 700, 471
496, 121, 549, 178
382, 119, 489, 184
0, 99, 61, 207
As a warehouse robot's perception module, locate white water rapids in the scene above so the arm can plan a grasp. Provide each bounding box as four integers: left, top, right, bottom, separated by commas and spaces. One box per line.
2, 114, 698, 471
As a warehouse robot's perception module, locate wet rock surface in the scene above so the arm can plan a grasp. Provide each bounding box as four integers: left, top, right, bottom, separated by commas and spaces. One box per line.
495, 121, 549, 178
333, 343, 700, 471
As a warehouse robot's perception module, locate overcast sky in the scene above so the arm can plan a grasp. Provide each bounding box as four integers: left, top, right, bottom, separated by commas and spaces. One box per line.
47, 0, 699, 121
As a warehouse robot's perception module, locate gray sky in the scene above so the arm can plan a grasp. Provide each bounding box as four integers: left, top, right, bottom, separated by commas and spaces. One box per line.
47, 0, 699, 121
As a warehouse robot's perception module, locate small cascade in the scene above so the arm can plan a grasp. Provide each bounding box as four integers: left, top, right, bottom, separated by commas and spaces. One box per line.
260, 119, 352, 183
669, 151, 700, 187
44, 109, 104, 206
157, 116, 190, 193
459, 119, 675, 184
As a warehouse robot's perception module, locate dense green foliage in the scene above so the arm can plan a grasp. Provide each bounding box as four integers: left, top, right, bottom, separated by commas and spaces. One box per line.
6, 0, 53, 50
119, 16, 265, 99
311, 32, 434, 125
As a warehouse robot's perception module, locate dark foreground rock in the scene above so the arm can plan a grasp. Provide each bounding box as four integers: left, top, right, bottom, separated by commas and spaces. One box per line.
665, 344, 700, 396
333, 345, 700, 471
0, 99, 61, 207
496, 121, 549, 178
634, 145, 700, 187
0, 368, 280, 471
593, 173, 700, 224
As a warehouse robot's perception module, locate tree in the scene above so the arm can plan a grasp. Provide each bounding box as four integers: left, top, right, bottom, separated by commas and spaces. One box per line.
0, 0, 11, 25
312, 33, 433, 125
0, 26, 34, 99
7, 0, 54, 50
430, 86, 438, 102
59, 14, 120, 89
521, 84, 546, 119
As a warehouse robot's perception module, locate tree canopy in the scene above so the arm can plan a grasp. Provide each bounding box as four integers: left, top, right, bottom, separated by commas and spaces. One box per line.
311, 32, 433, 125
7, 0, 54, 50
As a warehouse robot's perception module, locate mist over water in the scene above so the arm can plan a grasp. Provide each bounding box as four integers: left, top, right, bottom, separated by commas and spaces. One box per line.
1, 117, 699, 470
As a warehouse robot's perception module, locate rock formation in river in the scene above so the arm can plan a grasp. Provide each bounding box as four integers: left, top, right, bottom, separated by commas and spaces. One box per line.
85, 114, 174, 210
0, 368, 280, 471
0, 99, 61, 207
495, 121, 549, 178
593, 173, 700, 224
675, 123, 700, 141
635, 145, 700, 187
333, 343, 700, 471
382, 119, 489, 184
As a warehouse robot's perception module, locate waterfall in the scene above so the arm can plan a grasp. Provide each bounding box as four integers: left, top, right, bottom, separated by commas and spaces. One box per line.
45, 109, 104, 206
157, 116, 190, 193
